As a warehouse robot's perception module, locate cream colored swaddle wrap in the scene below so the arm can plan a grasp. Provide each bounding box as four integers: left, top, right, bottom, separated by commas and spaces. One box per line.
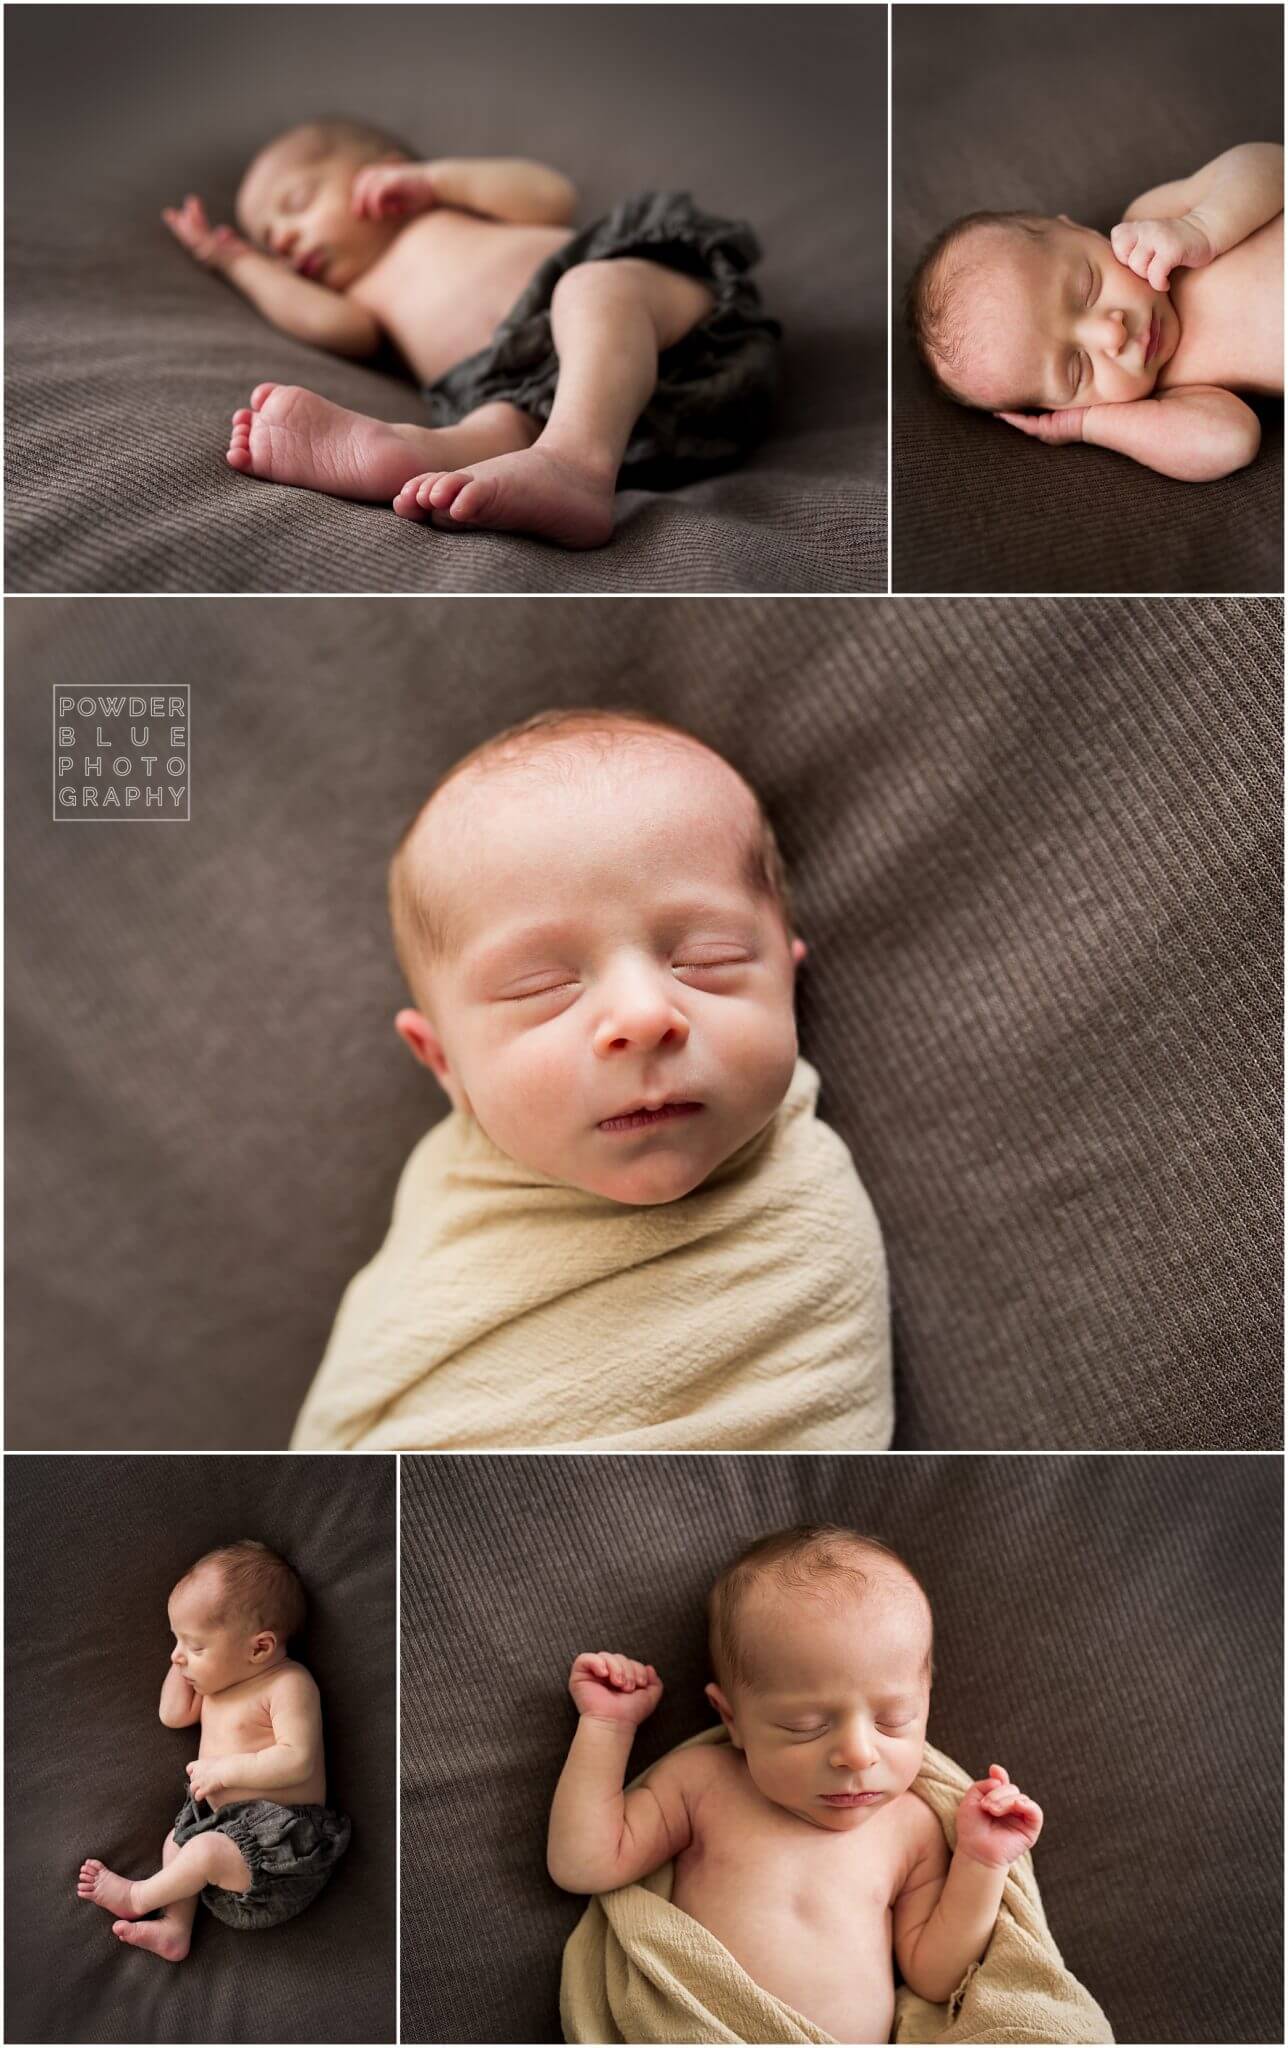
560, 1728, 1112, 2046
291, 1059, 891, 1452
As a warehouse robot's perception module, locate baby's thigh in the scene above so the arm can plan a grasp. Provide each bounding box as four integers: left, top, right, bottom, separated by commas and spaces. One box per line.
200, 1830, 254, 1893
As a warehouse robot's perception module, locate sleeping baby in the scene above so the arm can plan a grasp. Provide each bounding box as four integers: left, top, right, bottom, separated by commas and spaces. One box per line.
290, 709, 892, 1453
907, 142, 1282, 481
163, 117, 779, 547
77, 1541, 349, 1961
549, 1526, 1044, 2045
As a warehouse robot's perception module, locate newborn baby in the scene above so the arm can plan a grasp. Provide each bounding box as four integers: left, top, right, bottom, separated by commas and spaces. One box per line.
290, 709, 892, 1452
163, 117, 779, 547
549, 1526, 1043, 2045
76, 1541, 349, 1961
908, 142, 1283, 481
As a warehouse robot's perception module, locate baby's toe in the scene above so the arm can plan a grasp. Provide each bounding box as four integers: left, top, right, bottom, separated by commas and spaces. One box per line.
427, 471, 471, 510
250, 383, 277, 412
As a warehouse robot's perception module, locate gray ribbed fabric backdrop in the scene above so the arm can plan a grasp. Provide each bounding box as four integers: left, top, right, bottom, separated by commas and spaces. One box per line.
399, 1453, 1283, 2044
893, 4, 1284, 593
6, 597, 1280, 1451
4, 1455, 397, 2044
5, 4, 886, 594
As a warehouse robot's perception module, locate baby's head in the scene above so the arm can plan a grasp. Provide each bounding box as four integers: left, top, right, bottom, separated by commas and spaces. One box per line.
706, 1525, 933, 1833
235, 116, 414, 289
167, 1539, 305, 1696
907, 209, 1177, 412
388, 709, 806, 1207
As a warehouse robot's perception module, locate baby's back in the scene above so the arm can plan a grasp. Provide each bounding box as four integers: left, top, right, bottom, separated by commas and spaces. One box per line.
1163, 213, 1283, 396
350, 209, 574, 386
669, 1748, 920, 2042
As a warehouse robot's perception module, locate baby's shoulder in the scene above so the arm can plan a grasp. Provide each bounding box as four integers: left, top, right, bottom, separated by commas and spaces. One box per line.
643, 1736, 734, 1808
891, 1788, 948, 1876
267, 1657, 320, 1704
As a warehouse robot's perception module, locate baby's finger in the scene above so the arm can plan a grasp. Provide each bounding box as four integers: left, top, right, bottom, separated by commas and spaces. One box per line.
1110, 222, 1138, 261
1147, 252, 1173, 291
988, 1765, 1010, 1784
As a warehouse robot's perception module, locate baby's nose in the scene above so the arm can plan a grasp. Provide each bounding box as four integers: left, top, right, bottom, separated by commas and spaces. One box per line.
1095, 309, 1127, 356
593, 984, 690, 1058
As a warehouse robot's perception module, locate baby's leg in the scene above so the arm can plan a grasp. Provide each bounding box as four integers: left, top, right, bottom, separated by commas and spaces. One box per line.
226, 386, 537, 500
394, 258, 715, 548
105, 1832, 200, 1964
79, 1828, 250, 1960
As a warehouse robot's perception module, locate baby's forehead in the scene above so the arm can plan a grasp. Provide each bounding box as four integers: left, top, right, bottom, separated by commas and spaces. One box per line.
237, 131, 333, 223
410, 737, 762, 926
737, 1567, 931, 1672
942, 232, 1057, 407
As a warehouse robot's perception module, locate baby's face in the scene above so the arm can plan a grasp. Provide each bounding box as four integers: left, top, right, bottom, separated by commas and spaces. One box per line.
947, 217, 1180, 411
713, 1583, 931, 1834
236, 135, 398, 290
402, 745, 802, 1206
168, 1577, 261, 1695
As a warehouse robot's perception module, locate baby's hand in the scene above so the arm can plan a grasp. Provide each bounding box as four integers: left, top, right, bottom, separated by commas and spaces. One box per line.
185, 1756, 227, 1802
569, 1652, 663, 1727
995, 408, 1086, 444
162, 195, 253, 272
954, 1764, 1043, 1869
1110, 215, 1213, 291
351, 163, 437, 222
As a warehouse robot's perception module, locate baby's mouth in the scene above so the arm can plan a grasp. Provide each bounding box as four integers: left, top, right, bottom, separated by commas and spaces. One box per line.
597, 1100, 704, 1134
1143, 309, 1161, 367
819, 1790, 882, 1806
295, 249, 326, 281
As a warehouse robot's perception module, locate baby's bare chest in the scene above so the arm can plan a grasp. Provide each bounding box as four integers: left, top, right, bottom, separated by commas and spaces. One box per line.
199, 1686, 276, 1757
351, 211, 575, 385
1166, 215, 1283, 394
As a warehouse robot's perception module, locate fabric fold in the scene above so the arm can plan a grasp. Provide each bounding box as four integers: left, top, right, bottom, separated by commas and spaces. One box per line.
291, 1059, 891, 1452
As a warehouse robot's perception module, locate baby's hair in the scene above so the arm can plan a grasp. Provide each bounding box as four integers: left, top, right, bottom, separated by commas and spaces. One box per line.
245, 114, 416, 181
708, 1523, 933, 1690
176, 1539, 306, 1644
387, 708, 795, 1004
905, 210, 1049, 406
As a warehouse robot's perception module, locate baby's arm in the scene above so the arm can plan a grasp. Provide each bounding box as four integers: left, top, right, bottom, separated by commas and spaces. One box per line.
354, 158, 577, 228
547, 1653, 694, 1893
894, 1766, 1042, 2005
1114, 143, 1284, 288
185, 1668, 322, 1801
998, 385, 1261, 482
162, 196, 382, 359
159, 1664, 202, 1728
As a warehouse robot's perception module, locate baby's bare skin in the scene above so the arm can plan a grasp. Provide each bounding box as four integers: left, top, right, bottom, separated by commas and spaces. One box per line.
164, 134, 715, 546
667, 1744, 931, 2042
548, 1562, 1043, 2039
939, 143, 1283, 480
1163, 214, 1283, 397
75, 1566, 326, 1964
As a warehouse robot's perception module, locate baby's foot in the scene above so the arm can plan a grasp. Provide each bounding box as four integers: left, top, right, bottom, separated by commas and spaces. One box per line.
77, 1859, 141, 1918
392, 443, 616, 549
111, 1917, 191, 1963
226, 384, 441, 500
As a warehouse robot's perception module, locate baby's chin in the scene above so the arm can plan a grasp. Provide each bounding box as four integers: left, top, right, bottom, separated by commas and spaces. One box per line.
566, 1145, 721, 1207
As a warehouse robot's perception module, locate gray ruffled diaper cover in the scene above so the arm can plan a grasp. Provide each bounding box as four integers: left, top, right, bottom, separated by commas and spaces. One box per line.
424, 189, 781, 482
172, 1786, 351, 1932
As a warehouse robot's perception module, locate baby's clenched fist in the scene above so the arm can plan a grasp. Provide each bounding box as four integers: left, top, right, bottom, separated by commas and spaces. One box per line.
954, 1764, 1043, 1869
1111, 215, 1213, 291
351, 163, 437, 221
569, 1651, 663, 1725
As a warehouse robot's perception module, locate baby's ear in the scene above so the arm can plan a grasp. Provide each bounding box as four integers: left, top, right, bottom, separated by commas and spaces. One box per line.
394, 1009, 464, 1109
790, 937, 807, 967
705, 1682, 743, 1745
